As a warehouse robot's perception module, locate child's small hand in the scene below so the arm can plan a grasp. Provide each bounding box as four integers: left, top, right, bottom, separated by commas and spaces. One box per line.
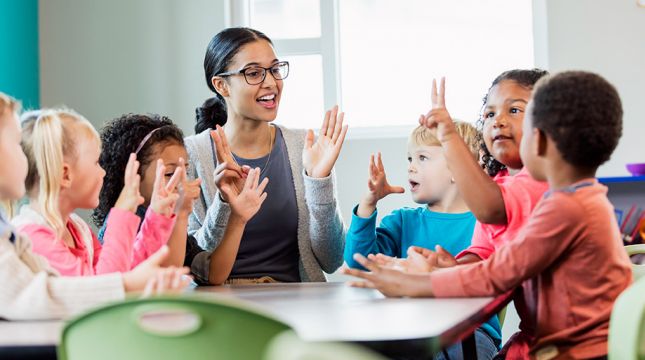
419, 77, 458, 143
343, 254, 432, 298
172, 158, 201, 217
141, 267, 193, 297
223, 167, 269, 224
149, 159, 182, 217
123, 246, 191, 294
357, 152, 404, 218
368, 252, 431, 274
114, 153, 145, 213
407, 245, 458, 269
365, 152, 404, 204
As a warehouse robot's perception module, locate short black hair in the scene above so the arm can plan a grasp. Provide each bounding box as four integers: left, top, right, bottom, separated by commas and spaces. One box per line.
92, 113, 184, 227
530, 71, 623, 169
476, 68, 549, 176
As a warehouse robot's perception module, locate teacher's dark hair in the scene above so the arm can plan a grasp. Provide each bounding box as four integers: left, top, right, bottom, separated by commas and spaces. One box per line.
195, 27, 272, 134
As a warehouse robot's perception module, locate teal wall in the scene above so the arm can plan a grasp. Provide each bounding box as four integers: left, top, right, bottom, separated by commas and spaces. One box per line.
0, 0, 39, 109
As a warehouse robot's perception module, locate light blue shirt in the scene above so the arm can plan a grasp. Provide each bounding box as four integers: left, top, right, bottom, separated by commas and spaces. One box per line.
345, 206, 476, 267
344, 205, 501, 347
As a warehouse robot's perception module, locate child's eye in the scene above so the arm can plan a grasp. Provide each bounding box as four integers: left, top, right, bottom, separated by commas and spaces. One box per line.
164, 173, 174, 178
510, 107, 523, 114
406, 157, 412, 163
484, 111, 495, 119
419, 155, 428, 161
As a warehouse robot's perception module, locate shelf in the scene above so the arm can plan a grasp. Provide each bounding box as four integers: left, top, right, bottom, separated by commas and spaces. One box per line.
598, 175, 645, 184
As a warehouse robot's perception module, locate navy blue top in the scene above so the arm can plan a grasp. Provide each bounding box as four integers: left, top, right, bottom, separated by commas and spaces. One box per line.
228, 127, 300, 282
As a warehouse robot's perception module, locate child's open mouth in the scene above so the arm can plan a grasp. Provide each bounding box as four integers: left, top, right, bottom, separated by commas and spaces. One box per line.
257, 94, 277, 109
492, 134, 513, 143
409, 180, 420, 192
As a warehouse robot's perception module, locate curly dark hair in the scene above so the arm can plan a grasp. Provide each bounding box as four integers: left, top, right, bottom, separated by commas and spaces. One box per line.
530, 71, 622, 169
92, 114, 185, 228
475, 68, 549, 176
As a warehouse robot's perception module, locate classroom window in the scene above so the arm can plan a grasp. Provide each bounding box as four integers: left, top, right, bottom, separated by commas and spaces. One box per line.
246, 0, 534, 135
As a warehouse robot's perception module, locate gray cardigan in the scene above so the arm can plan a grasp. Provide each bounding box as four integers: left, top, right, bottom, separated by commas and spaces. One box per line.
185, 125, 346, 282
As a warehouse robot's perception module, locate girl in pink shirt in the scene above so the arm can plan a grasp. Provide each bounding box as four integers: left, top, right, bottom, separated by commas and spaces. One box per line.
407, 70, 551, 267
12, 109, 180, 276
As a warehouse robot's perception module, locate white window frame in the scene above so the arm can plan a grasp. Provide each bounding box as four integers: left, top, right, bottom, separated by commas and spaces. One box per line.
226, 0, 341, 110
225, 0, 533, 140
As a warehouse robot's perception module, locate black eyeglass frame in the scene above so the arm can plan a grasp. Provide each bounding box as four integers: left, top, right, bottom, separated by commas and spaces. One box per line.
216, 61, 290, 85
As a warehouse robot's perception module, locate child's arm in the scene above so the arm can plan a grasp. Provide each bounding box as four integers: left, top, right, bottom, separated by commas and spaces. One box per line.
1, 233, 125, 319
2, 237, 189, 320
345, 153, 405, 268
130, 159, 182, 268
164, 170, 201, 267
345, 207, 404, 269
421, 78, 507, 225
346, 193, 584, 298
207, 168, 268, 285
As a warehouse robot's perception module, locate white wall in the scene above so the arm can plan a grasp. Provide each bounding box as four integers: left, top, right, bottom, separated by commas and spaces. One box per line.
39, 0, 226, 135
539, 0, 645, 177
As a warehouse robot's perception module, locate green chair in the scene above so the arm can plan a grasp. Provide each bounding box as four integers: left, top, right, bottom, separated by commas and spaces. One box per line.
58, 295, 291, 360
625, 244, 645, 281
263, 330, 388, 360
608, 276, 645, 360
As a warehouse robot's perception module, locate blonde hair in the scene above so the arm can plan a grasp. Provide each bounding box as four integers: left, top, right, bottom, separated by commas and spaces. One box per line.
410, 121, 480, 160
0, 93, 19, 118
21, 109, 99, 236
0, 93, 21, 217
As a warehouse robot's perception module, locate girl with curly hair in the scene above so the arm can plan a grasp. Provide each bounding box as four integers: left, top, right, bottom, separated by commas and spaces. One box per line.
94, 114, 268, 283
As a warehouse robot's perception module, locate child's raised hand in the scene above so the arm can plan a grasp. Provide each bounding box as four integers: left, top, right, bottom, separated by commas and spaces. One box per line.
222, 167, 269, 224
149, 159, 182, 217
357, 152, 404, 218
114, 153, 145, 213
419, 77, 458, 143
365, 152, 404, 204
171, 157, 201, 217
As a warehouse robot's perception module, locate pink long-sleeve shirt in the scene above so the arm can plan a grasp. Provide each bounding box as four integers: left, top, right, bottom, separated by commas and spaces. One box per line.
457, 167, 549, 260
13, 206, 175, 276
431, 180, 632, 359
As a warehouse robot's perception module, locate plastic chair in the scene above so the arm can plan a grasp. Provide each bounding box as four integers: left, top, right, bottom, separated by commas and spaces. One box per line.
58, 295, 292, 360
625, 244, 645, 281
263, 330, 389, 360
608, 276, 645, 360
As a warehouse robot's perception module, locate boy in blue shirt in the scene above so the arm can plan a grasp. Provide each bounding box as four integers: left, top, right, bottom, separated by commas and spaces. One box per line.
344, 122, 501, 359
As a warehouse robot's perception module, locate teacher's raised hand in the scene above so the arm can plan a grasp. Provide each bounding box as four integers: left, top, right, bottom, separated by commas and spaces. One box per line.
211, 125, 250, 202
303, 105, 349, 178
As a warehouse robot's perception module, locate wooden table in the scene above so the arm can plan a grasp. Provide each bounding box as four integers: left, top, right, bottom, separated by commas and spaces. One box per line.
0, 282, 511, 359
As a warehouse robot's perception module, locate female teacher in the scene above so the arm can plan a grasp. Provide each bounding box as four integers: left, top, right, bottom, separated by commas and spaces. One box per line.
186, 27, 347, 284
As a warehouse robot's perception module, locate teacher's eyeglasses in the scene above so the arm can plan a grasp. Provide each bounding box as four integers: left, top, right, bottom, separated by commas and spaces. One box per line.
216, 61, 290, 85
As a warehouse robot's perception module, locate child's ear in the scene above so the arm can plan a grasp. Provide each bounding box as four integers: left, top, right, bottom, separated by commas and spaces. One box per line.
211, 76, 230, 98
535, 128, 548, 157
60, 163, 72, 189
